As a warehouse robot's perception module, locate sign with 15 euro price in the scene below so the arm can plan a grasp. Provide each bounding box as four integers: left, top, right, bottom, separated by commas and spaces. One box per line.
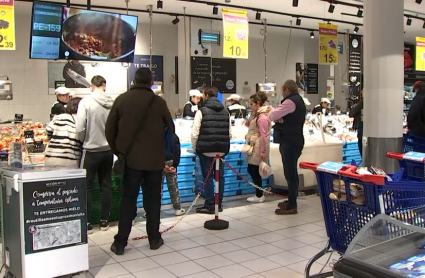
0, 0, 15, 50
319, 23, 338, 65
222, 8, 249, 59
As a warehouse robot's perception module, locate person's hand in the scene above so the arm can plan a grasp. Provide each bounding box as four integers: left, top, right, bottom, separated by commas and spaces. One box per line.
260, 153, 266, 160
169, 166, 176, 172
164, 165, 171, 172
242, 119, 249, 127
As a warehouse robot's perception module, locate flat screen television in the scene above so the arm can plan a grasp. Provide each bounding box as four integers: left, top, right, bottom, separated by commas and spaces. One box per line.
59, 7, 138, 63
29, 2, 64, 59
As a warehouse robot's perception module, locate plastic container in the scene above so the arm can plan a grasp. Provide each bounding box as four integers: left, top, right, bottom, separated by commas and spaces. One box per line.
387, 151, 425, 182
403, 133, 425, 153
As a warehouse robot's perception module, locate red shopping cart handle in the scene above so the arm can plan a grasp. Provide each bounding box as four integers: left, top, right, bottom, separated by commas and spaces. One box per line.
340, 166, 385, 185
386, 152, 404, 161
299, 162, 319, 171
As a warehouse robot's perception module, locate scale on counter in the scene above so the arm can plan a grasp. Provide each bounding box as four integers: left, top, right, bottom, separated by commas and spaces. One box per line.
151, 82, 163, 96
256, 82, 278, 106
0, 80, 13, 100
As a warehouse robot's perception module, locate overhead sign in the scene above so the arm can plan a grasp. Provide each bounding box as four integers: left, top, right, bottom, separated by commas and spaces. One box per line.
319, 23, 338, 65
0, 0, 15, 50
128, 55, 164, 88
416, 37, 425, 72
222, 8, 248, 59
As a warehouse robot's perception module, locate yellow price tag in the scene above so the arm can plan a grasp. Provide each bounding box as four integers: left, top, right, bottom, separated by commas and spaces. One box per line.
416, 37, 425, 71
0, 0, 15, 50
319, 23, 338, 65
222, 9, 248, 59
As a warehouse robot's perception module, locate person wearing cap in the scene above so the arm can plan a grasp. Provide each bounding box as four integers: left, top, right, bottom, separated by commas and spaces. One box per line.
408, 81, 425, 138
51, 87, 71, 116
311, 97, 331, 115
227, 94, 247, 119
183, 89, 203, 118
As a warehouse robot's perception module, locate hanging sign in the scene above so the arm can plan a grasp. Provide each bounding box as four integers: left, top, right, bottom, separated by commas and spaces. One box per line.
415, 37, 425, 71
222, 8, 249, 59
319, 23, 338, 65
0, 0, 15, 50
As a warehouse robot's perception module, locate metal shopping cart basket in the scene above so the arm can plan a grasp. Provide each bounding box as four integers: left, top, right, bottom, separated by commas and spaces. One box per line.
299, 161, 425, 278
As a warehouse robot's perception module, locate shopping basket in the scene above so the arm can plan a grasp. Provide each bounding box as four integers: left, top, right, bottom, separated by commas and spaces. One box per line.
387, 151, 425, 182
403, 133, 425, 153
299, 161, 425, 278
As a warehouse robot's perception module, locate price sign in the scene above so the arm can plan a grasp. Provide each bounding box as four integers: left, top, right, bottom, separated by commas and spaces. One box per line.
0, 0, 15, 50
222, 8, 249, 59
319, 23, 338, 65
416, 37, 425, 71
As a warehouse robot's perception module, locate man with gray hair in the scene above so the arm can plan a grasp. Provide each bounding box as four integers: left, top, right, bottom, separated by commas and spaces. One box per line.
269, 79, 306, 215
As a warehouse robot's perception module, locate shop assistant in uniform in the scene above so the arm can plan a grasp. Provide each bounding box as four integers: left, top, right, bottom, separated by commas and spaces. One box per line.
183, 89, 203, 118
311, 97, 331, 115
51, 87, 71, 116
227, 94, 247, 118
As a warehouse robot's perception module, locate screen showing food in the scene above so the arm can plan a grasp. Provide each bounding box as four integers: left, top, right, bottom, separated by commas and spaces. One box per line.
389, 253, 425, 277
30, 2, 63, 59
59, 8, 138, 62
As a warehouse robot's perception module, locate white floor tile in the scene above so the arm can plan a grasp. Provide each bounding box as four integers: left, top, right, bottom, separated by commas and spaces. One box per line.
274, 227, 307, 238
88, 246, 107, 257
194, 255, 235, 270
260, 222, 288, 232
295, 223, 325, 233
236, 225, 267, 236
205, 242, 242, 254
150, 251, 190, 266
89, 263, 129, 278
222, 249, 260, 263
181, 270, 220, 278
166, 238, 200, 251
270, 238, 306, 250
262, 266, 304, 278
179, 227, 211, 238
253, 232, 286, 243
89, 254, 116, 268
165, 261, 206, 277
287, 260, 327, 275
109, 248, 146, 263
211, 264, 255, 278
214, 230, 247, 241
133, 267, 176, 278
290, 246, 323, 259
240, 257, 282, 272
247, 244, 284, 257
267, 251, 306, 266
240, 216, 274, 225
120, 257, 160, 273
179, 246, 217, 260
230, 237, 264, 248
293, 234, 327, 245
90, 234, 115, 246
190, 234, 224, 245
138, 244, 175, 257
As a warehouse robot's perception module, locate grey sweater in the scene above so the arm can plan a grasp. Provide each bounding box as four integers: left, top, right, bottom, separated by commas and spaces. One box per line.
76, 90, 114, 152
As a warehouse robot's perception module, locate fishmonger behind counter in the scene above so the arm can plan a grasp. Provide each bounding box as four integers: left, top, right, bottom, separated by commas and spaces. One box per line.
183, 89, 203, 118
227, 94, 247, 119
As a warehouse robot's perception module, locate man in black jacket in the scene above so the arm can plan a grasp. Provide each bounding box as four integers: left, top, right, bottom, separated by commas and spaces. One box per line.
191, 86, 231, 214
105, 68, 175, 254
408, 82, 425, 138
349, 90, 364, 157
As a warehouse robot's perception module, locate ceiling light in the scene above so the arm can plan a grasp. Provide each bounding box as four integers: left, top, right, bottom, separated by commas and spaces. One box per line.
293, 0, 299, 7
357, 9, 363, 17
328, 4, 335, 13
354, 26, 359, 33
256, 11, 261, 20
416, 0, 422, 3
172, 16, 180, 25
296, 18, 301, 26
407, 17, 412, 26
157, 0, 163, 9
310, 31, 315, 39
213, 6, 218, 15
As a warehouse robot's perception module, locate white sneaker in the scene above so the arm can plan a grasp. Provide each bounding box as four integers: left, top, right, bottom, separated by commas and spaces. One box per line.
247, 195, 265, 203
175, 209, 186, 216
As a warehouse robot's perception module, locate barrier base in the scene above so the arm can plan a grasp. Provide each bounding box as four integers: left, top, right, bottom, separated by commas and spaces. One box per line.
204, 219, 229, 230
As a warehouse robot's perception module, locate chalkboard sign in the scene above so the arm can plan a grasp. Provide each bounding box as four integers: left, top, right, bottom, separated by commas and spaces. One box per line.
306, 63, 318, 94
191, 57, 237, 93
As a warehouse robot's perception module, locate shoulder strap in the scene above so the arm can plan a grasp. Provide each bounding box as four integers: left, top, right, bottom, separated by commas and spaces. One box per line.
123, 95, 157, 158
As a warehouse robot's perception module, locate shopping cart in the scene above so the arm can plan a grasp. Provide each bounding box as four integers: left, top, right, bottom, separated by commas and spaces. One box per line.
299, 161, 425, 278
387, 151, 425, 182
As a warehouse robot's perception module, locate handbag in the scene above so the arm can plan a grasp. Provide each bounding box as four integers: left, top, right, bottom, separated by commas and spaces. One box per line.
113, 95, 157, 175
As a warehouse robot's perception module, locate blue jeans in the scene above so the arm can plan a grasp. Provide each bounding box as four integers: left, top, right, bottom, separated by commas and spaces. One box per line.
198, 154, 225, 208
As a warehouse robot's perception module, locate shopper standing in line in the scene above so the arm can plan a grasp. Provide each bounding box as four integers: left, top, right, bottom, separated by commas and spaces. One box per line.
407, 81, 425, 138
191, 85, 231, 214
244, 91, 272, 203
269, 80, 306, 215
105, 69, 175, 255
76, 75, 114, 234
349, 89, 364, 157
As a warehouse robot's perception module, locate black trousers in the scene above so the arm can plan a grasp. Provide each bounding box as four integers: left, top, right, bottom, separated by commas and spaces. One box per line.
84, 150, 113, 223
247, 164, 263, 198
357, 126, 363, 158
114, 167, 162, 246
279, 144, 303, 208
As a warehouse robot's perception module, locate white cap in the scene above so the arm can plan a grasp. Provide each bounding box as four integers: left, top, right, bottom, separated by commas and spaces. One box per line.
189, 89, 202, 97
321, 97, 331, 104
227, 94, 241, 101
303, 97, 311, 105
70, 91, 75, 96
55, 87, 71, 95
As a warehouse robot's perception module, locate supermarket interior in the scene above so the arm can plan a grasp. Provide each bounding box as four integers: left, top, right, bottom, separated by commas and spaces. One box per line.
1, 0, 425, 277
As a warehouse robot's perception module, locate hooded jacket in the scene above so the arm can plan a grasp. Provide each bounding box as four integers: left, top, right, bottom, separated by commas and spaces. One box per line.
76, 90, 114, 151
409, 88, 425, 138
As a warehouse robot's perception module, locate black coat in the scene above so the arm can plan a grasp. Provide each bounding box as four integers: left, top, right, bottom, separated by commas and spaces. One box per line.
312, 105, 330, 115
105, 84, 175, 171
408, 88, 425, 138
183, 101, 197, 118
51, 101, 66, 115
349, 99, 363, 131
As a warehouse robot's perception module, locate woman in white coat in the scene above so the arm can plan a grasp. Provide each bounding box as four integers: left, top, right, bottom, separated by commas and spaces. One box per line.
183, 89, 203, 118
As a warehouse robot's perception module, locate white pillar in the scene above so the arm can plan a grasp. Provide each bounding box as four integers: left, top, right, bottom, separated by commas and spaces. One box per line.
363, 0, 404, 171
177, 16, 191, 111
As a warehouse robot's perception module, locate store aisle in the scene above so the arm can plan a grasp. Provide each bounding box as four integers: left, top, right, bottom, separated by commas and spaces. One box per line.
4, 195, 338, 278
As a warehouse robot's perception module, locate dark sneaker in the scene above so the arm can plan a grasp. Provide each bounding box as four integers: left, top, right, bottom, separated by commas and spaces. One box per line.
278, 200, 289, 210
110, 243, 125, 255
100, 220, 110, 231
196, 206, 215, 214
275, 207, 298, 215
87, 224, 93, 235
150, 238, 164, 250
219, 205, 223, 213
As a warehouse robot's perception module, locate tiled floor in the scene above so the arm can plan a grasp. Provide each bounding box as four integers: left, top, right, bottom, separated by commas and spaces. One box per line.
78, 195, 339, 278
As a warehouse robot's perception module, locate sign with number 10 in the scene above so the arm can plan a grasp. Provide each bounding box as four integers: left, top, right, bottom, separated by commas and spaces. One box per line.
0, 0, 15, 50
222, 8, 249, 59
319, 23, 338, 65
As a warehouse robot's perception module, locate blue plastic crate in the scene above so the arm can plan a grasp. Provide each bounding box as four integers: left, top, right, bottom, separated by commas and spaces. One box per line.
223, 188, 239, 197
226, 180, 240, 189
403, 134, 425, 153
226, 152, 241, 160
239, 186, 256, 195
177, 170, 194, 182
225, 173, 238, 182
